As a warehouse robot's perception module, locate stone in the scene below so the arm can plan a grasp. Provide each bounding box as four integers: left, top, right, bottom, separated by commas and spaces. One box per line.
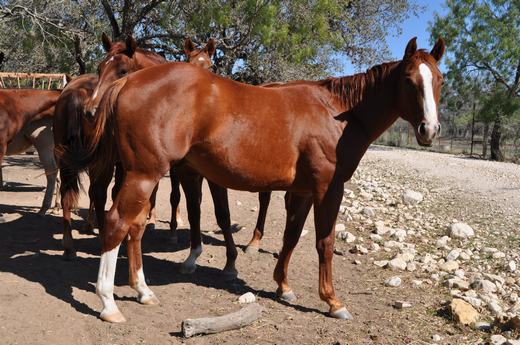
370, 234, 383, 242
436, 236, 451, 248
362, 207, 376, 217
238, 292, 256, 304
393, 229, 407, 242
462, 296, 483, 309
431, 334, 442, 342
393, 301, 412, 309
374, 221, 391, 235
388, 257, 407, 271
350, 244, 368, 255
406, 262, 417, 272
385, 276, 402, 287
488, 300, 503, 317
493, 251, 506, 259
450, 298, 480, 325
446, 278, 470, 291
440, 260, 459, 272
490, 335, 507, 345
473, 321, 491, 331
374, 260, 388, 268
335, 223, 346, 232
472, 279, 497, 293
508, 261, 517, 273
446, 248, 462, 262
337, 231, 356, 243
506, 340, 520, 345
449, 222, 475, 239
402, 190, 423, 205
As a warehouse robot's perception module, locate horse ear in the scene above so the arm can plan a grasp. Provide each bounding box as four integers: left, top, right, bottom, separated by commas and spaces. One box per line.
125, 35, 137, 57
430, 37, 445, 62
205, 38, 216, 58
184, 37, 195, 55
101, 32, 112, 52
65, 74, 73, 83
403, 37, 417, 60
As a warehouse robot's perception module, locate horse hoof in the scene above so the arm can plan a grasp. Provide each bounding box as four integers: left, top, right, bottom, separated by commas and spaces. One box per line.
100, 309, 126, 323
222, 267, 238, 280
37, 209, 47, 217
62, 250, 76, 261
179, 263, 197, 274
329, 307, 353, 320
145, 223, 156, 232
244, 245, 259, 255
277, 289, 297, 302
140, 294, 160, 305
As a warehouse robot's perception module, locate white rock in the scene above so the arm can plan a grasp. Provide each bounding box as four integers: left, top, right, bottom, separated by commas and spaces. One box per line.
488, 300, 503, 316
406, 262, 417, 272
490, 334, 507, 345
493, 251, 506, 259
449, 222, 475, 239
508, 261, 517, 272
432, 334, 442, 342
238, 292, 256, 304
374, 221, 391, 235
446, 278, 470, 291
388, 257, 407, 271
436, 236, 451, 248
350, 244, 368, 255
446, 248, 462, 262
370, 234, 383, 242
343, 232, 357, 243
472, 279, 497, 293
374, 260, 388, 268
393, 301, 412, 309
393, 229, 407, 242
506, 339, 520, 345
335, 223, 346, 232
402, 190, 423, 205
440, 261, 459, 272
362, 207, 376, 217
385, 276, 402, 287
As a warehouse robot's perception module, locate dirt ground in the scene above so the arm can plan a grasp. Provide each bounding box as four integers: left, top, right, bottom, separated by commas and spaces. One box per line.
0, 146, 518, 345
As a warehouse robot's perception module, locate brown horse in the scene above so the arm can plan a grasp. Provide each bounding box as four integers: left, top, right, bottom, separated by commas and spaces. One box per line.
72, 37, 444, 322
0, 89, 61, 215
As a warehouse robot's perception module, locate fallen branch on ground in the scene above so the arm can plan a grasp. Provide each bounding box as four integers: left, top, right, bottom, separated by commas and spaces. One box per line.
182, 302, 264, 338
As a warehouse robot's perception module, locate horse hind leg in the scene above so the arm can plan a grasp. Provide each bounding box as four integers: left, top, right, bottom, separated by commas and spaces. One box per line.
207, 180, 237, 279
96, 172, 159, 323
146, 183, 159, 231
31, 123, 57, 216
273, 192, 312, 303
245, 191, 272, 254
168, 166, 182, 244
178, 168, 203, 274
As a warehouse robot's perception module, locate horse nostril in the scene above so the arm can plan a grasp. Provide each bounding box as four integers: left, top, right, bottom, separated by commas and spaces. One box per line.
436, 123, 441, 135
418, 123, 427, 136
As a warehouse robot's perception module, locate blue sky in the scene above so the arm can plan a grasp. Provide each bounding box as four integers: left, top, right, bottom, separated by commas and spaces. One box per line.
337, 1, 447, 76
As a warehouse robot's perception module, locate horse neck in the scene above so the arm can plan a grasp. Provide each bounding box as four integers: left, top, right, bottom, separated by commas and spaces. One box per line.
328, 61, 402, 142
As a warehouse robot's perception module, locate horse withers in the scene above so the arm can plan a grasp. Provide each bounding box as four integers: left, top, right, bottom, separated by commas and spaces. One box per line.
73, 37, 444, 322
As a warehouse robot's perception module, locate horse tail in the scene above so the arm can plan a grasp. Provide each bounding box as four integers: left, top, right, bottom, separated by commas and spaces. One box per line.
57, 77, 127, 184
53, 88, 90, 209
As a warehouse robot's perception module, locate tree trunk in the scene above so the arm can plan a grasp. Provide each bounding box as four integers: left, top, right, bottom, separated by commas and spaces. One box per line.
490, 115, 504, 161
482, 123, 489, 158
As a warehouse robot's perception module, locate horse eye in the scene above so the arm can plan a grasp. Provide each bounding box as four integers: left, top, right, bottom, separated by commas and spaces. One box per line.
119, 69, 128, 76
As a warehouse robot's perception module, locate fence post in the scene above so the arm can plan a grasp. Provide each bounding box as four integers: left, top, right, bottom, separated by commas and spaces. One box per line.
470, 102, 476, 156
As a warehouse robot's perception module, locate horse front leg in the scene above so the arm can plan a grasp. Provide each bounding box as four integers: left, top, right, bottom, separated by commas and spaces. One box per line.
146, 182, 159, 231
33, 129, 57, 216
0, 143, 5, 190
313, 180, 352, 320
89, 164, 114, 235
273, 192, 313, 302
207, 180, 237, 278
245, 191, 272, 254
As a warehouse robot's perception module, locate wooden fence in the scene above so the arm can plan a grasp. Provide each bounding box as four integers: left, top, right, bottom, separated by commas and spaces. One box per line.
0, 72, 67, 90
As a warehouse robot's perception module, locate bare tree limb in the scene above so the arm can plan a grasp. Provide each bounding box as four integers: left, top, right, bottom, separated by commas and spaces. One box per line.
100, 0, 121, 39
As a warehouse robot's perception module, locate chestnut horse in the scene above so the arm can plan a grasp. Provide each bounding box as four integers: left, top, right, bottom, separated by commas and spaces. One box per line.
72, 37, 444, 322
0, 89, 61, 215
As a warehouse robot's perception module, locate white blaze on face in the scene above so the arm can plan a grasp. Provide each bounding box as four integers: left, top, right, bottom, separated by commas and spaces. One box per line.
92, 57, 115, 101
418, 63, 437, 125
197, 56, 205, 62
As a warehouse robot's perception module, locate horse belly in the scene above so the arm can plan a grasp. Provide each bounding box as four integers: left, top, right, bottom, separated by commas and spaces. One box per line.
186, 145, 297, 192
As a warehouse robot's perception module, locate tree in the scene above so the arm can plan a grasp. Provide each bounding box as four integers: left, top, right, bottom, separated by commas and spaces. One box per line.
0, 0, 419, 83
431, 0, 520, 161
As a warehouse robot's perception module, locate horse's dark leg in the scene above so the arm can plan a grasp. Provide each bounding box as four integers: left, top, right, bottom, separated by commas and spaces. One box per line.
89, 164, 115, 235
178, 167, 203, 274
59, 166, 77, 261
273, 192, 313, 302
169, 166, 182, 243
245, 191, 272, 254
0, 143, 6, 190
313, 180, 352, 320
146, 182, 159, 231
207, 180, 237, 278
83, 199, 96, 233
97, 172, 159, 323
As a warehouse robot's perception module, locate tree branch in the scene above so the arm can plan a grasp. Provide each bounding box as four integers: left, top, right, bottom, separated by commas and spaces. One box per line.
100, 0, 121, 39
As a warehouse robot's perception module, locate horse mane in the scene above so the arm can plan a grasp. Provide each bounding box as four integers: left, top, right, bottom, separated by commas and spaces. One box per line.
323, 60, 401, 111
